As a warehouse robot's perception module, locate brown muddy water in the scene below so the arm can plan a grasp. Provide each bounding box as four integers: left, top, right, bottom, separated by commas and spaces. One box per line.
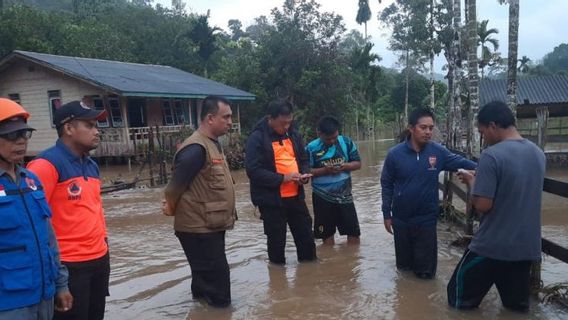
100, 140, 567, 320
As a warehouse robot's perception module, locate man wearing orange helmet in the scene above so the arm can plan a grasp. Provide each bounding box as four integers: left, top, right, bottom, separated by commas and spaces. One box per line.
0, 98, 72, 319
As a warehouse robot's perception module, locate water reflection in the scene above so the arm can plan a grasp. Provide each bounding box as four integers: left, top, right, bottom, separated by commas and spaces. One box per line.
101, 140, 567, 320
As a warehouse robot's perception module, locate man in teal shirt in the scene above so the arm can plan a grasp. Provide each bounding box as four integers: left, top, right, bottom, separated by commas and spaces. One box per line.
306, 116, 362, 245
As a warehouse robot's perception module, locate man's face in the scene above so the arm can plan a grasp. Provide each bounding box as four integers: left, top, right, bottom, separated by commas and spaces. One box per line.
0, 130, 30, 164
208, 102, 233, 137
319, 130, 339, 146
477, 122, 498, 146
269, 114, 293, 136
409, 116, 434, 146
65, 119, 100, 151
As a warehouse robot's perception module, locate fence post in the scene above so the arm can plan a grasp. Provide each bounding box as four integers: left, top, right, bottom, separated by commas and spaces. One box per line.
148, 127, 155, 187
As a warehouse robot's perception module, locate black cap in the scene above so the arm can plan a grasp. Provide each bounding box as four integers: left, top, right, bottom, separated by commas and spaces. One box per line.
0, 116, 35, 135
54, 101, 108, 128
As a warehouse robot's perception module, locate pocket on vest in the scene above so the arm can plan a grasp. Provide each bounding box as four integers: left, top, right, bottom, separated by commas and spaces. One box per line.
0, 250, 35, 291
210, 166, 227, 190
0, 197, 22, 230
204, 201, 230, 228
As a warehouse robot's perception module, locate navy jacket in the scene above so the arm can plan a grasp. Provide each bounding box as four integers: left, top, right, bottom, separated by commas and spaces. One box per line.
380, 139, 477, 226
0, 166, 68, 311
245, 116, 310, 207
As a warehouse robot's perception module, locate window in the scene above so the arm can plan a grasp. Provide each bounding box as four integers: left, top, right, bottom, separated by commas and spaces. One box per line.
162, 100, 175, 125
174, 100, 186, 124
48, 90, 62, 127
92, 96, 109, 128
8, 94, 20, 103
108, 97, 123, 127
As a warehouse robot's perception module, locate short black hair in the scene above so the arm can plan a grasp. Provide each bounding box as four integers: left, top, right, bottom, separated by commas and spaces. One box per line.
266, 100, 293, 119
317, 116, 340, 135
200, 95, 230, 121
408, 108, 435, 126
478, 100, 516, 128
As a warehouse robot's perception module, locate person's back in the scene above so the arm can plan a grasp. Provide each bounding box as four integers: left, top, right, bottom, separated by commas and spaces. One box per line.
469, 139, 545, 261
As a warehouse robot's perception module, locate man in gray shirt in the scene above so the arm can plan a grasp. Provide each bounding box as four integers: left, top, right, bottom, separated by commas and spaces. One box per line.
447, 101, 545, 312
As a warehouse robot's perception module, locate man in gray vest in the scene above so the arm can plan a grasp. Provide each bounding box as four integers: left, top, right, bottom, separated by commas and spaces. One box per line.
163, 96, 237, 308
447, 101, 546, 312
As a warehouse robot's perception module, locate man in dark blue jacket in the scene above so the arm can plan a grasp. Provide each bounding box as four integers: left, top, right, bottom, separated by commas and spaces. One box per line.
380, 108, 476, 279
245, 100, 316, 265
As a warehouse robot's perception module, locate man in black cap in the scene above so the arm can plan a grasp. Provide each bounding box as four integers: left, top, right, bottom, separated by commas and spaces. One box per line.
28, 100, 109, 320
0, 98, 72, 319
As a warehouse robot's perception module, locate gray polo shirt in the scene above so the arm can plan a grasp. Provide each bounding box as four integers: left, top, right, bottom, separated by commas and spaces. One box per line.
468, 139, 545, 261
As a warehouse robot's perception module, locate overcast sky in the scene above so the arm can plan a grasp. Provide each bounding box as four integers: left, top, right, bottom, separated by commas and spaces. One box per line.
155, 0, 566, 72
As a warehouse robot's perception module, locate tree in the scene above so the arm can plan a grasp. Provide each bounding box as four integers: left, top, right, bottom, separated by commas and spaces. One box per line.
465, 0, 480, 157
356, 0, 371, 40
517, 55, 531, 74
228, 19, 246, 41
498, 0, 519, 115
543, 43, 568, 73
171, 0, 185, 15
477, 19, 499, 79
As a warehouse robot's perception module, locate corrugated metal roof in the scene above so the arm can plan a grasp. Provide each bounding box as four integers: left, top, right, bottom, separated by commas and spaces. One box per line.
480, 75, 568, 106
8, 51, 255, 100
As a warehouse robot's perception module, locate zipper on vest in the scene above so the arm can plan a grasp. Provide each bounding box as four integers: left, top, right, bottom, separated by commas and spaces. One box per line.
19, 190, 46, 298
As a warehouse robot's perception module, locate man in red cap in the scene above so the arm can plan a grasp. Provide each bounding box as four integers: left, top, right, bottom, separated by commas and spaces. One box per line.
28, 100, 109, 320
0, 98, 72, 319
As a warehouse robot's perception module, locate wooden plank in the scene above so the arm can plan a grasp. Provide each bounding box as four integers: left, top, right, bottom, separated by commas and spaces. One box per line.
543, 177, 568, 198
542, 239, 568, 263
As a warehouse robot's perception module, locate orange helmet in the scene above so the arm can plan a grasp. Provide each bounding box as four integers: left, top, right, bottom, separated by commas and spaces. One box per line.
0, 98, 30, 122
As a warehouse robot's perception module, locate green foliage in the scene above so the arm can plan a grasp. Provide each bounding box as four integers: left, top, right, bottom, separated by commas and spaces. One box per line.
0, 0, 444, 140
543, 43, 568, 74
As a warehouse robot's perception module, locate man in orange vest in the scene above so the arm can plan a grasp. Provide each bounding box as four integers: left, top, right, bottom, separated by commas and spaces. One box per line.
245, 100, 316, 265
28, 100, 109, 320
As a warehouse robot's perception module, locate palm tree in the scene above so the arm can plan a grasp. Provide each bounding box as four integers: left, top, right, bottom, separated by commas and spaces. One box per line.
498, 0, 519, 115
465, 0, 480, 159
477, 20, 499, 79
356, 0, 372, 40
518, 55, 531, 74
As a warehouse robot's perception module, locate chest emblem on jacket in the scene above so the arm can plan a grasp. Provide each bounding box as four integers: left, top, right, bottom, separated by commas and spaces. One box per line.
68, 181, 82, 200
25, 177, 38, 191
0, 184, 5, 197
428, 155, 437, 170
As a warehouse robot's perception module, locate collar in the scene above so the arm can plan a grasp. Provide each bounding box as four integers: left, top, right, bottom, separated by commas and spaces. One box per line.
404, 137, 432, 153
56, 139, 86, 163
0, 164, 26, 180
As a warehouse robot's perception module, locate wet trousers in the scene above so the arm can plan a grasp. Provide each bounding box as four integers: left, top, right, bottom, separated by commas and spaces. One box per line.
54, 252, 110, 320
176, 231, 231, 308
393, 222, 437, 279
259, 197, 317, 264
447, 249, 532, 312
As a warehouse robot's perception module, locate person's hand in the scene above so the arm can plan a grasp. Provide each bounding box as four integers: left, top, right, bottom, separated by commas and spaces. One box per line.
384, 218, 393, 235
456, 169, 475, 187
331, 163, 345, 173
299, 173, 313, 184
162, 200, 174, 216
55, 291, 73, 312
283, 172, 301, 183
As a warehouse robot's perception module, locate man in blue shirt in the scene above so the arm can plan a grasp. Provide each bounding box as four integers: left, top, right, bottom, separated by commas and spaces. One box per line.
380, 108, 476, 279
447, 101, 545, 312
306, 116, 361, 245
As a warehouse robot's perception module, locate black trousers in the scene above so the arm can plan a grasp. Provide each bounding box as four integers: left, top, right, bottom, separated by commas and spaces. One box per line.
259, 197, 317, 264
447, 249, 532, 312
53, 252, 110, 320
393, 223, 437, 279
175, 231, 231, 308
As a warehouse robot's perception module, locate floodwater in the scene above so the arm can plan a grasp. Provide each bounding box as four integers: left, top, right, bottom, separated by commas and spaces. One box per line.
101, 140, 568, 320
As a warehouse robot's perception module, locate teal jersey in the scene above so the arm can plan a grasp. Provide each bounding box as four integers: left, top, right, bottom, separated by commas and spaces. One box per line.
306, 135, 360, 204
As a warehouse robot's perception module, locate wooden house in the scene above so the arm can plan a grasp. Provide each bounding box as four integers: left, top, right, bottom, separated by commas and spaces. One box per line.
0, 50, 255, 157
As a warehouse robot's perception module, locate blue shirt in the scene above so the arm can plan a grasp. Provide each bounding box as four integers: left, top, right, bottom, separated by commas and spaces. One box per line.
306, 135, 360, 204
380, 139, 477, 225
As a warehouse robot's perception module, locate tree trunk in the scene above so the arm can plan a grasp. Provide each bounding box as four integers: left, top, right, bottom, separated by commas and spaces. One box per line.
507, 0, 520, 117
364, 22, 368, 40
430, 0, 435, 110
404, 49, 410, 126
451, 0, 463, 150
465, 0, 480, 157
